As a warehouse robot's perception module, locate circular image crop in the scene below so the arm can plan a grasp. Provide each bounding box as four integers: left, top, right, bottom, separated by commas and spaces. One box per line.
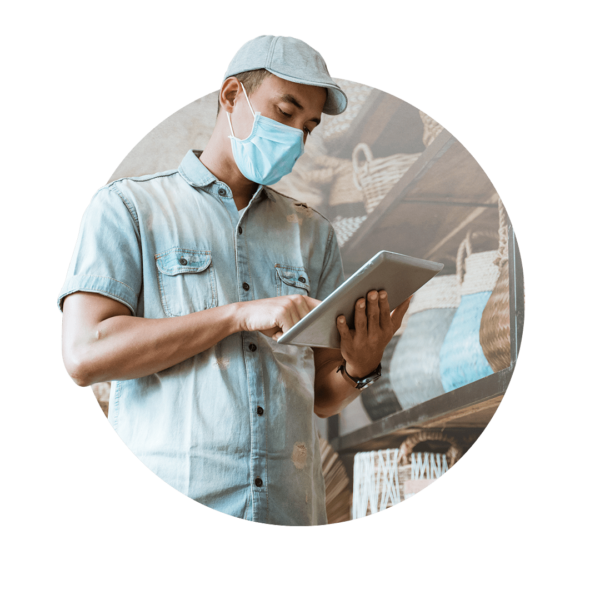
94, 78, 524, 524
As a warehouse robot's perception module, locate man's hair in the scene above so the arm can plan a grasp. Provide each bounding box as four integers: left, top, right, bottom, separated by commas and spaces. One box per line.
217, 68, 272, 115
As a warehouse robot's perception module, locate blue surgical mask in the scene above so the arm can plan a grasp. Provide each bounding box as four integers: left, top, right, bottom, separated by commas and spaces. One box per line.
227, 82, 305, 186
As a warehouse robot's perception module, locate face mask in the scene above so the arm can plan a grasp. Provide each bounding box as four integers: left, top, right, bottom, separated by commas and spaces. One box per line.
227, 82, 305, 186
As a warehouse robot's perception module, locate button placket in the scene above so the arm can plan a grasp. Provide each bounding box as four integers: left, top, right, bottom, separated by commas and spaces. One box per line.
235, 219, 268, 521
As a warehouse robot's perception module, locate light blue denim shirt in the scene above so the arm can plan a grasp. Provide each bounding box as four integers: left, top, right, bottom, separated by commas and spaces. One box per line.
58, 149, 345, 526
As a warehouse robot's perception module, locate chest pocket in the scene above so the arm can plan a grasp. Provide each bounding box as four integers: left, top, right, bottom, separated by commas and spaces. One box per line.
156, 248, 217, 317
275, 264, 311, 297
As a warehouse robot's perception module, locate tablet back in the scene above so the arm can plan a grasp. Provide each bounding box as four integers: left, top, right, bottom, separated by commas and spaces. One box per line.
277, 251, 444, 348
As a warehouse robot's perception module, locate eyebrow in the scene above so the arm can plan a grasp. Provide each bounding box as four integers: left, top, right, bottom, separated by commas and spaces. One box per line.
279, 93, 321, 125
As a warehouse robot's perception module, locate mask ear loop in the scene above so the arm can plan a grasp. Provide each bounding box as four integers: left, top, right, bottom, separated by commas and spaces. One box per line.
227, 81, 255, 138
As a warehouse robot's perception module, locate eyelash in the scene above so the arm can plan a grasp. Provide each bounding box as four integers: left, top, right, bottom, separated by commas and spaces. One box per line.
279, 107, 311, 135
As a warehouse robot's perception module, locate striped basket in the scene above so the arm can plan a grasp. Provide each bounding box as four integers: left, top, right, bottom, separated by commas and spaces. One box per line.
389, 275, 461, 409
480, 198, 512, 372
352, 143, 421, 214
439, 231, 500, 392
351, 432, 463, 518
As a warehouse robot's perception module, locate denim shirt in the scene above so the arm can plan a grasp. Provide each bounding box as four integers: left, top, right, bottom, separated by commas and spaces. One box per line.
58, 149, 345, 526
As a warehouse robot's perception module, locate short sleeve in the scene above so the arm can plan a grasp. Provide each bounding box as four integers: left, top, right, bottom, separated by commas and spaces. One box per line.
57, 185, 142, 315
315, 223, 346, 302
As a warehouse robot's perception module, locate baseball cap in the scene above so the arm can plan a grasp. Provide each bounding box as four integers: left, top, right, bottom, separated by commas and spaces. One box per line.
223, 35, 348, 115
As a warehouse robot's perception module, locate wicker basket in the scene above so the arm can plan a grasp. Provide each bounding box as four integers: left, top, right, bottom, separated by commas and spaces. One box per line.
389, 275, 461, 409
302, 153, 365, 207
418, 109, 445, 147
318, 432, 352, 524
331, 214, 369, 248
352, 143, 421, 214
439, 231, 500, 392
319, 79, 374, 145
352, 432, 463, 518
480, 198, 512, 372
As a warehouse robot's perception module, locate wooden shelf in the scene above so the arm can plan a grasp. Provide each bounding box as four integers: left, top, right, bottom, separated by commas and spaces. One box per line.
340, 130, 501, 274
327, 216, 524, 455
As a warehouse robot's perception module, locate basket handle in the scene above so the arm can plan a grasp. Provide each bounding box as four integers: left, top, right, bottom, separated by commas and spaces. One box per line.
400, 431, 461, 468
456, 228, 500, 285
352, 142, 374, 191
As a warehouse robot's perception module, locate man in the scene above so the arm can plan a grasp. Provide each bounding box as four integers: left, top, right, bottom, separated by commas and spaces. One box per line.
58, 35, 410, 526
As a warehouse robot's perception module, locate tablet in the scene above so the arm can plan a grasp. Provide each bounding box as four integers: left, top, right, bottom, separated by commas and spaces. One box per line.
276, 250, 444, 349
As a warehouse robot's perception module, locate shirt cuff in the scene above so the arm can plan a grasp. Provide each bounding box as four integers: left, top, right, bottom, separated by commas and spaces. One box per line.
57, 274, 138, 315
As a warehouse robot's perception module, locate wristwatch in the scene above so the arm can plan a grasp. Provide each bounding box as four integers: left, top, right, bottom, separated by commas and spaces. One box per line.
336, 360, 382, 390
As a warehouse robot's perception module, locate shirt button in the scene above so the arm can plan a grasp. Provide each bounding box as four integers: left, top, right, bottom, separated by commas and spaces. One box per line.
218, 188, 227, 196
249, 343, 257, 352
255, 477, 263, 487
299, 276, 306, 283
238, 226, 243, 234
243, 282, 250, 291
257, 406, 264, 415
179, 258, 188, 265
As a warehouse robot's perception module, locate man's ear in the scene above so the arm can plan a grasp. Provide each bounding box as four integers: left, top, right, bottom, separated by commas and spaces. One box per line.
220, 77, 241, 114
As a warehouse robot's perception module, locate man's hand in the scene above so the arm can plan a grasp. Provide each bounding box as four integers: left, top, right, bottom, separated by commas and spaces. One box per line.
336, 290, 412, 378
237, 295, 322, 340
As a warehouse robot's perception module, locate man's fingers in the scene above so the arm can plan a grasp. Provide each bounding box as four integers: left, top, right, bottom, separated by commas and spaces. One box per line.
366, 289, 380, 338
378, 290, 392, 330
354, 296, 367, 334
336, 314, 352, 344
391, 296, 412, 331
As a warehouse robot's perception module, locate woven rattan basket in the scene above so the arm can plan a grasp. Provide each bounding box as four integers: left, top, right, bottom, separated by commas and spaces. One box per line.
92, 382, 110, 417
352, 432, 463, 518
418, 109, 444, 147
352, 143, 421, 214
302, 153, 365, 206
439, 230, 500, 392
318, 433, 351, 523
480, 198, 512, 372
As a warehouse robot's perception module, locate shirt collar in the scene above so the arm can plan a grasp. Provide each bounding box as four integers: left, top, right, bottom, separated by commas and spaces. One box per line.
178, 149, 275, 203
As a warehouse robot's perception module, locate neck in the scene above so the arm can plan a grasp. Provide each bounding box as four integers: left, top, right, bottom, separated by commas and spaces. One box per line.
199, 115, 259, 209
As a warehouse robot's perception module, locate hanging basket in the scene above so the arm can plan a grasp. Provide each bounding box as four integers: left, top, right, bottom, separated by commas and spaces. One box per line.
389, 274, 461, 409
439, 230, 500, 392
352, 432, 463, 518
480, 198, 512, 372
352, 143, 421, 214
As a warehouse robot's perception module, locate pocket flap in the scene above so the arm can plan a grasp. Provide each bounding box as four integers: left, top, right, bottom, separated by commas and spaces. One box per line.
275, 265, 310, 292
156, 248, 212, 276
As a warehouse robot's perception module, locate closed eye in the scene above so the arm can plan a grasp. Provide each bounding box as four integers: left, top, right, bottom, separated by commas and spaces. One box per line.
278, 106, 312, 135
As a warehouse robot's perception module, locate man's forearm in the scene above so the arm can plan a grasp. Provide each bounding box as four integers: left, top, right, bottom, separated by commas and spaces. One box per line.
313, 359, 364, 418
71, 303, 243, 386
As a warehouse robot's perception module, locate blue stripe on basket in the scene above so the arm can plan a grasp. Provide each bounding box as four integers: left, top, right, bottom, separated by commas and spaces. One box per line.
439, 291, 494, 392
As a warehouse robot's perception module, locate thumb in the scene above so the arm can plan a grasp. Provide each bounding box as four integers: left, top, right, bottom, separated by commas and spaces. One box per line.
303, 296, 322, 311
391, 296, 412, 330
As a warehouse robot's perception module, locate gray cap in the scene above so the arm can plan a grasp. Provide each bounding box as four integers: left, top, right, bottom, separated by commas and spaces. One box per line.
223, 35, 348, 116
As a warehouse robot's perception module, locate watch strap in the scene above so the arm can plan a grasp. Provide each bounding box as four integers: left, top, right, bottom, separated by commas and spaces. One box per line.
336, 360, 382, 389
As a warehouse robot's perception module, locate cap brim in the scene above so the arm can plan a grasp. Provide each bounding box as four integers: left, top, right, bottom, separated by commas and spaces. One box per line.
265, 69, 348, 115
